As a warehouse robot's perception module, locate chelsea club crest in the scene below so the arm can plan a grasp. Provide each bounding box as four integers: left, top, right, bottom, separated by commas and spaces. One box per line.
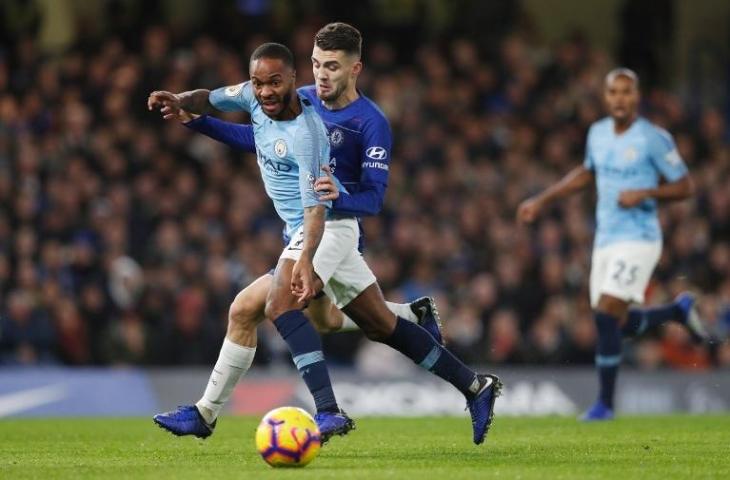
330, 128, 344, 147
274, 139, 287, 158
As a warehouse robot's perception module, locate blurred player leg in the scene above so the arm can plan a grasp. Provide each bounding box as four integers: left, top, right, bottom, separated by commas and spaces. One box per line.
584, 241, 659, 421
585, 294, 627, 421
623, 292, 709, 343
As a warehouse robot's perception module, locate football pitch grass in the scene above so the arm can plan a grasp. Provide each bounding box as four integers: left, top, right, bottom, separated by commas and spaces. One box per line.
2, 415, 729, 479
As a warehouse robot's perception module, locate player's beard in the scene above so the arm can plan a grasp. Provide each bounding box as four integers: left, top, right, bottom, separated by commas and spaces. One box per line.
281, 90, 292, 112
260, 90, 293, 118
320, 79, 348, 103
612, 106, 635, 126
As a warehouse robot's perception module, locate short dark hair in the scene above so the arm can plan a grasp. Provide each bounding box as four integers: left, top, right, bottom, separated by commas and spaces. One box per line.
314, 22, 362, 57
250, 42, 294, 68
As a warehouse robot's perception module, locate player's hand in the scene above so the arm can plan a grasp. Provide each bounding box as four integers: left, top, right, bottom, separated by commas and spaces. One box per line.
315, 165, 339, 201
618, 190, 647, 208
291, 257, 316, 303
517, 197, 542, 224
147, 91, 182, 120
178, 110, 199, 123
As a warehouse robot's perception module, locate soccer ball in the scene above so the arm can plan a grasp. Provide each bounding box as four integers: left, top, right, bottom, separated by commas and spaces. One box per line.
255, 406, 321, 467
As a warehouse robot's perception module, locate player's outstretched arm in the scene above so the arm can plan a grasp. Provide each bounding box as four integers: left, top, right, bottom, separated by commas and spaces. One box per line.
184, 116, 256, 153
517, 165, 594, 223
148, 89, 215, 118
618, 174, 694, 208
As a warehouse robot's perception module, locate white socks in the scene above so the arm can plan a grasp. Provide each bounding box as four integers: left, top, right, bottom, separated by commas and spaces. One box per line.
196, 338, 255, 423
340, 315, 360, 331
386, 301, 419, 323
338, 302, 418, 332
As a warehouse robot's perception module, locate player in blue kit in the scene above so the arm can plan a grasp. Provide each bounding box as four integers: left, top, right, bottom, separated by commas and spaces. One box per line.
151, 25, 500, 445
518, 68, 708, 421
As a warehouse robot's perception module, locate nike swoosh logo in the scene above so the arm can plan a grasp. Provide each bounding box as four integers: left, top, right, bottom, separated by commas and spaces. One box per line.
0, 384, 68, 417
474, 376, 494, 396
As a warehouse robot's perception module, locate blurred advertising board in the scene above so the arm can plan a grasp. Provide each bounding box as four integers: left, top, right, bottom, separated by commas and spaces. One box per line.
1, 367, 727, 417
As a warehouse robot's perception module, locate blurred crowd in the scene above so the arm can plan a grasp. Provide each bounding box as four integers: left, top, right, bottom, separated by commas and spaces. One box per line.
1, 2, 729, 371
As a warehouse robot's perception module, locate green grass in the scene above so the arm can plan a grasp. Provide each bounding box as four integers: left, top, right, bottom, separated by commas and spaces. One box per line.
1, 415, 729, 479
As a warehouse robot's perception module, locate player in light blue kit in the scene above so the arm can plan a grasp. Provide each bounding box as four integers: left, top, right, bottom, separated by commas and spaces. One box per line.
149, 25, 442, 442
149, 42, 358, 440
518, 68, 708, 421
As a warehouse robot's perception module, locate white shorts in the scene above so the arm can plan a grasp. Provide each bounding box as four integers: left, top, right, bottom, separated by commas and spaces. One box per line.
589, 240, 662, 308
280, 218, 376, 309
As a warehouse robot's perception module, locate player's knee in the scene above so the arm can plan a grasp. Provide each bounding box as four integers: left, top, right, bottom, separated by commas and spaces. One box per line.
312, 319, 339, 334
596, 295, 629, 319
264, 298, 294, 322
324, 315, 343, 333
309, 307, 342, 334
228, 294, 264, 329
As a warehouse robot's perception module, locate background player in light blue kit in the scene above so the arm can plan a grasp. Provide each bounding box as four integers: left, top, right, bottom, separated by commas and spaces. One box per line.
517, 68, 709, 421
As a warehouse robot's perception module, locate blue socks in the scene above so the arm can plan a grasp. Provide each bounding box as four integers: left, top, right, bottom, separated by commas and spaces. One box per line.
274, 310, 338, 413
622, 302, 681, 337
594, 311, 622, 409
384, 317, 481, 398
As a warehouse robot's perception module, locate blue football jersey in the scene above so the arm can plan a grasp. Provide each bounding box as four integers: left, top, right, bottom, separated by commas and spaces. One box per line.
297, 86, 392, 217
584, 116, 689, 247
209, 82, 342, 238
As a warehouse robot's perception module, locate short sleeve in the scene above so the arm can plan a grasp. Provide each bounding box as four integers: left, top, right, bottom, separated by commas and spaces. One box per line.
208, 81, 255, 113
648, 128, 688, 182
583, 126, 595, 171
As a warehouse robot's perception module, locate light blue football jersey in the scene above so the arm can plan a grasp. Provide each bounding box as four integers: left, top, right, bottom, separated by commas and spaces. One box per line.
584, 116, 688, 247
209, 82, 345, 238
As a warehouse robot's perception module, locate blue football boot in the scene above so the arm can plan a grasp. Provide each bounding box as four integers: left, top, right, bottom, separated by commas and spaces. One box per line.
153, 405, 216, 439
410, 296, 444, 345
466, 374, 502, 445
314, 409, 355, 444
675, 292, 710, 344
580, 401, 614, 421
